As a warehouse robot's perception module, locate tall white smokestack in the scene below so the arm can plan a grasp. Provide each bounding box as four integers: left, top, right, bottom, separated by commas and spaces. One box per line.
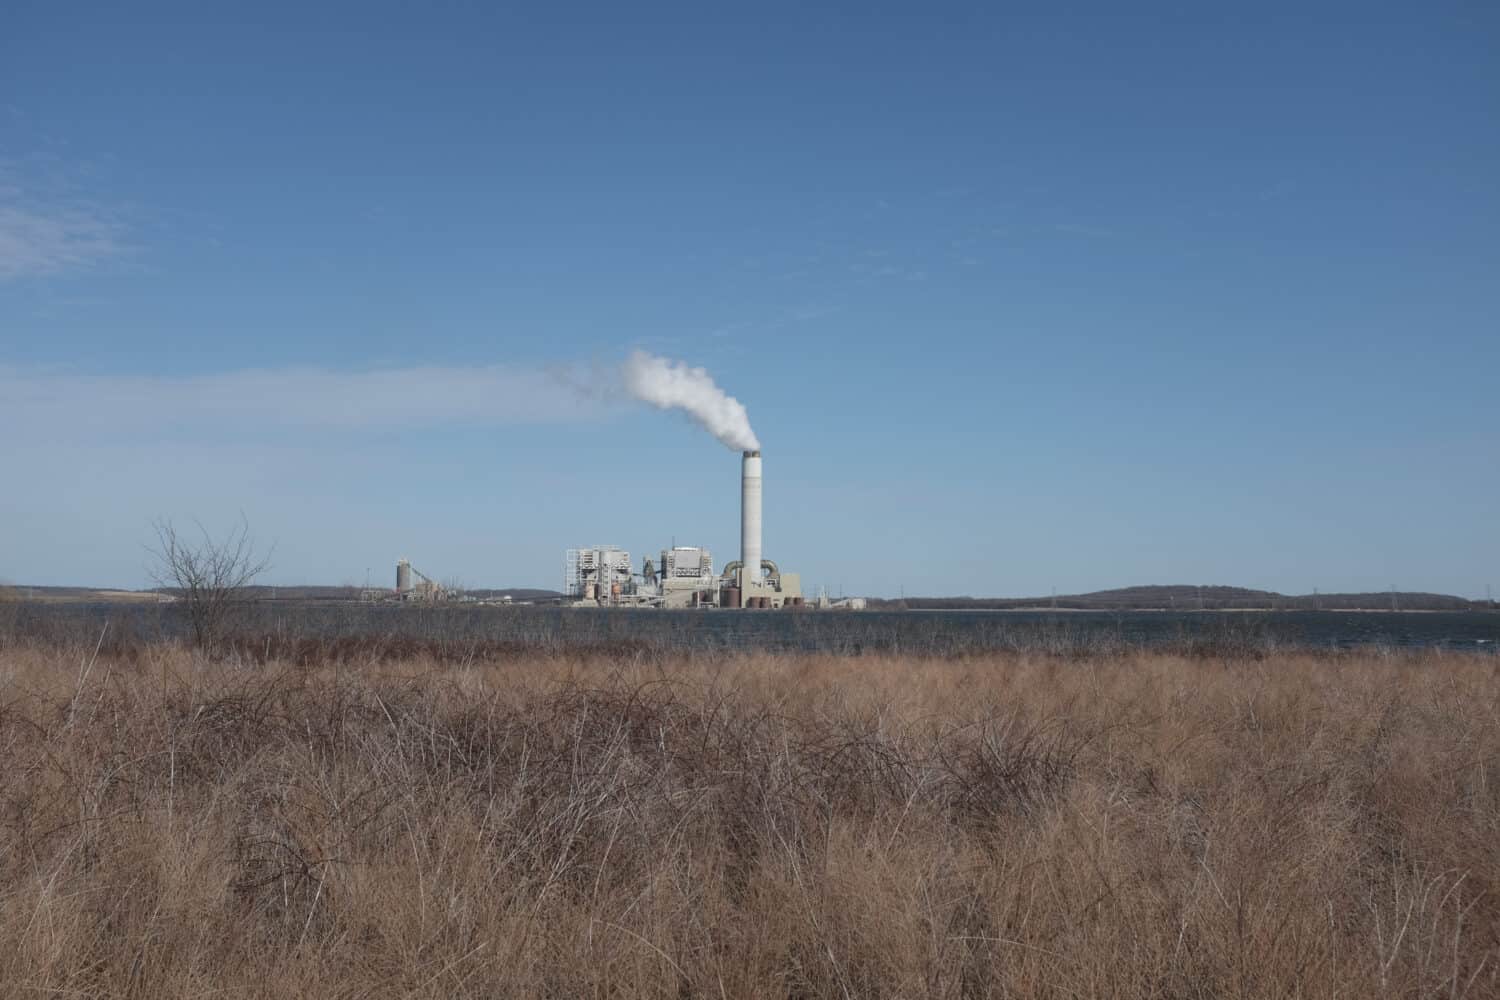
741, 450, 762, 584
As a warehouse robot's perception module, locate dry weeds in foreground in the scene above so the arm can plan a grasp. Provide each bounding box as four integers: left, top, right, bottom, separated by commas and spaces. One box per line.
0, 645, 1496, 998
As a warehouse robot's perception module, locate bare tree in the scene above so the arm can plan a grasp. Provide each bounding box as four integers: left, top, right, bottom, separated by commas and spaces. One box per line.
148, 515, 273, 651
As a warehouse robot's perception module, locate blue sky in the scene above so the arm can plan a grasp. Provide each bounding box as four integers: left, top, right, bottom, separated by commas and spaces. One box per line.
3, 2, 1496, 597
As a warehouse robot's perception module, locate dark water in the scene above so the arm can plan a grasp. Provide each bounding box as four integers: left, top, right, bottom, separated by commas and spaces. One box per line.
10, 602, 1499, 655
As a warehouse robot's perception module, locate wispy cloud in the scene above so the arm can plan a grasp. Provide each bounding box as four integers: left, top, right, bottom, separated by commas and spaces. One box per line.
1, 364, 607, 436
0, 185, 125, 279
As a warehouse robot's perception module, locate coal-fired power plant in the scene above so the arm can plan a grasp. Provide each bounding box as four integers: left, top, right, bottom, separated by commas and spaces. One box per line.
740, 450, 762, 585
376, 356, 822, 610
564, 448, 804, 609
562, 352, 808, 608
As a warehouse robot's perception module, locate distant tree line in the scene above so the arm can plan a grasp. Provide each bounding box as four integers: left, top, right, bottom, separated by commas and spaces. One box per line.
867, 585, 1486, 612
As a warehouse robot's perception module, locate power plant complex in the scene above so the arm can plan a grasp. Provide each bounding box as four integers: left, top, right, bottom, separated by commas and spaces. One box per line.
564, 450, 805, 609
370, 451, 819, 609
373, 349, 828, 610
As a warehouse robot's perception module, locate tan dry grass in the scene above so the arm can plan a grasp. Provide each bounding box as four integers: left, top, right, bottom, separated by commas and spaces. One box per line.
0, 644, 1496, 998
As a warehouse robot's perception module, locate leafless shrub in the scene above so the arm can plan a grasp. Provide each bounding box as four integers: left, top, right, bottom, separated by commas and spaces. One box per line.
146, 514, 272, 652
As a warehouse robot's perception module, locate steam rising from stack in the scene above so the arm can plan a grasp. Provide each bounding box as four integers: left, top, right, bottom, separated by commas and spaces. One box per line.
622, 350, 765, 590
622, 351, 760, 451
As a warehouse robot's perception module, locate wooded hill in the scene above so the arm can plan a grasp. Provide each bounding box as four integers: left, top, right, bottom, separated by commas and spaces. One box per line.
870, 585, 1486, 612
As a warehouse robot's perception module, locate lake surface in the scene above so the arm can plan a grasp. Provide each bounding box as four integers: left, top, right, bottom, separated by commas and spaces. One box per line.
12, 603, 1499, 655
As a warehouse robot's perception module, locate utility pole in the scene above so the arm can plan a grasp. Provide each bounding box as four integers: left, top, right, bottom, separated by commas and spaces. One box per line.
1390, 585, 1398, 612
1314, 586, 1320, 611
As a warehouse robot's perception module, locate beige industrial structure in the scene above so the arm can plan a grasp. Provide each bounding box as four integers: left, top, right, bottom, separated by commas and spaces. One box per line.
395, 559, 446, 602
651, 546, 717, 608
564, 546, 633, 604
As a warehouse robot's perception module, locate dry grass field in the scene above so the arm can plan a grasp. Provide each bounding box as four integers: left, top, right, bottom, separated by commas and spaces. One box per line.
0, 641, 1496, 998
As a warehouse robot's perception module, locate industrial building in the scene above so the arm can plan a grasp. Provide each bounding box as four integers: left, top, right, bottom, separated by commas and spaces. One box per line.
564, 545, 634, 603
564, 449, 805, 609
646, 545, 716, 608
394, 559, 446, 602
562, 545, 714, 607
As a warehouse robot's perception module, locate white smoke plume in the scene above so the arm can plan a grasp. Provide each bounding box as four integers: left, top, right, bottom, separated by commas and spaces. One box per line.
622, 350, 761, 451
